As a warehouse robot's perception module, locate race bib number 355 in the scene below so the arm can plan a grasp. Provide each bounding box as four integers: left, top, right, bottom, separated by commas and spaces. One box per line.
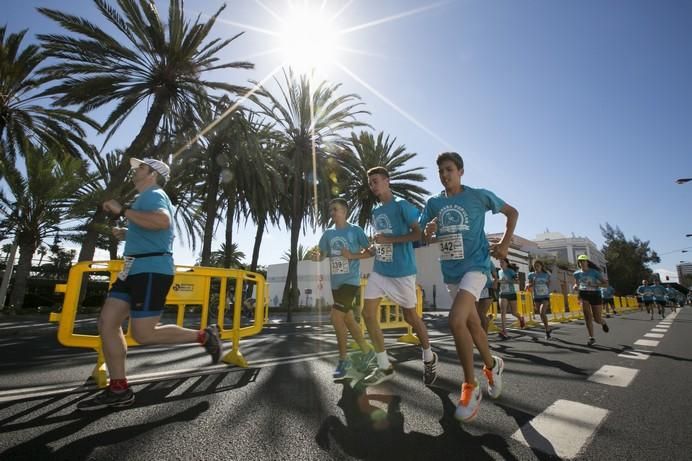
375, 243, 393, 263
438, 234, 464, 261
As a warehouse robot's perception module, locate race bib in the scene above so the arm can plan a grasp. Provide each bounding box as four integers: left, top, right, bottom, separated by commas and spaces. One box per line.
438, 234, 464, 261
535, 284, 549, 296
330, 256, 349, 275
375, 243, 393, 263
118, 256, 135, 281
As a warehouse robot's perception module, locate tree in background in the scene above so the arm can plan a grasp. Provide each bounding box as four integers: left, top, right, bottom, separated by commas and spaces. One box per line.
601, 223, 660, 295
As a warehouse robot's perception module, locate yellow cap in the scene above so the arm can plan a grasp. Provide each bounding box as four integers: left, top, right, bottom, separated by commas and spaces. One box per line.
577, 254, 589, 261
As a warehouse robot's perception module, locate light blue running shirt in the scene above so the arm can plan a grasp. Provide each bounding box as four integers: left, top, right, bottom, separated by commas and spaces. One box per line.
528, 272, 551, 298
601, 286, 615, 299
124, 186, 175, 275
652, 285, 667, 301
318, 223, 369, 288
371, 197, 420, 277
573, 268, 605, 291
498, 268, 517, 295
637, 285, 654, 301
419, 186, 505, 284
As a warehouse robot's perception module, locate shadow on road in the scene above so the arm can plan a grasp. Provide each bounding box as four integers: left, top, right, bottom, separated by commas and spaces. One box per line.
316, 382, 518, 460
0, 367, 258, 461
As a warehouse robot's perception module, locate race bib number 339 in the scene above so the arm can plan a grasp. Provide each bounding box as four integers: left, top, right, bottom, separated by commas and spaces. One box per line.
330, 256, 349, 275
438, 234, 464, 261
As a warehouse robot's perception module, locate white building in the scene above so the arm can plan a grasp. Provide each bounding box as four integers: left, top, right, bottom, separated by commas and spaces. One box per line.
677, 262, 692, 287
532, 231, 607, 272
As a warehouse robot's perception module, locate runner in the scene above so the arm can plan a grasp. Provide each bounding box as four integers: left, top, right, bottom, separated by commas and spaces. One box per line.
314, 198, 374, 381
420, 152, 517, 423
476, 262, 498, 333
498, 258, 525, 339
573, 255, 609, 346
601, 283, 617, 317
77, 158, 221, 411
652, 279, 667, 319
526, 261, 552, 340
636, 279, 655, 320
360, 167, 437, 386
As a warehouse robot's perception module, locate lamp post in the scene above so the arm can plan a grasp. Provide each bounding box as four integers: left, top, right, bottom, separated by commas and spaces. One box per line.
676, 178, 692, 184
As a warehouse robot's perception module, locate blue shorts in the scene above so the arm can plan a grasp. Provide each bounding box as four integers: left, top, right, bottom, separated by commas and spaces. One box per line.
108, 273, 174, 318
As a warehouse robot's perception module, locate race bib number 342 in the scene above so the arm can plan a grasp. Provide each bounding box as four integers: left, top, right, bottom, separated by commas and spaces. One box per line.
438, 234, 464, 261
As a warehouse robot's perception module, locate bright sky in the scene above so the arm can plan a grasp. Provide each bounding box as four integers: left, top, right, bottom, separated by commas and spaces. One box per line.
5, 0, 692, 281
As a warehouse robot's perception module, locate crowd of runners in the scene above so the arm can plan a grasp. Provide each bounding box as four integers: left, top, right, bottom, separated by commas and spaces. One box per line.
78, 152, 688, 424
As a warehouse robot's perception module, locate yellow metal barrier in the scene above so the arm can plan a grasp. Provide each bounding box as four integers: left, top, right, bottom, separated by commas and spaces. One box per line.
567, 293, 583, 320
627, 296, 637, 308
614, 297, 622, 309
514, 291, 538, 328
51, 260, 267, 387
487, 301, 500, 333
549, 293, 569, 323
357, 278, 422, 345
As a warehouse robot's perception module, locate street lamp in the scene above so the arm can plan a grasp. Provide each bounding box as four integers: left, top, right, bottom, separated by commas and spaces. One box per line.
676, 178, 692, 184
687, 234, 692, 238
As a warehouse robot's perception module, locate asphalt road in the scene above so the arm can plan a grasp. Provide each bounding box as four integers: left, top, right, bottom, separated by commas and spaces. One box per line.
1, 306, 691, 460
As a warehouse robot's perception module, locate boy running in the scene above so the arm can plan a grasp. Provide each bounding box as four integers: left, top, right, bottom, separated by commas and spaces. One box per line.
315, 198, 374, 381
420, 152, 518, 423
361, 167, 437, 387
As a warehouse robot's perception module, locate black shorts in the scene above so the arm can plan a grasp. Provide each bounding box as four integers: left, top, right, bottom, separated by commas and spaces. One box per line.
604, 298, 614, 306
108, 273, 174, 318
579, 290, 602, 306
533, 297, 550, 304
500, 293, 517, 301
332, 285, 360, 313
644, 300, 653, 307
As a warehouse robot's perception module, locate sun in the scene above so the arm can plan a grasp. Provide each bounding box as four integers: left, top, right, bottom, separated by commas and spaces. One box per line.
278, 5, 340, 74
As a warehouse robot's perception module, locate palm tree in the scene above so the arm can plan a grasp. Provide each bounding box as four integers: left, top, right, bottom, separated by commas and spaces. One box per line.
0, 145, 93, 308
280, 244, 312, 262
336, 130, 429, 229
0, 26, 97, 160
251, 69, 368, 318
204, 243, 246, 269
37, 0, 254, 261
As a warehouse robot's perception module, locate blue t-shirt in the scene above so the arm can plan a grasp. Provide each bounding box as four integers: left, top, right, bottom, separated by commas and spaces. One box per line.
528, 272, 551, 298
637, 285, 654, 301
419, 186, 505, 284
371, 197, 420, 277
318, 223, 369, 289
652, 285, 667, 301
124, 186, 175, 275
498, 268, 517, 295
573, 268, 604, 292
600, 286, 615, 299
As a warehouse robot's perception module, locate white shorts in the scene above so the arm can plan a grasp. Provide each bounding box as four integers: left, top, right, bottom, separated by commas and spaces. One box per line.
447, 272, 488, 302
364, 272, 417, 309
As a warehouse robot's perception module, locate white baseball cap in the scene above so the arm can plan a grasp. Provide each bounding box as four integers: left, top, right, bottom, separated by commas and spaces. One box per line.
130, 157, 170, 179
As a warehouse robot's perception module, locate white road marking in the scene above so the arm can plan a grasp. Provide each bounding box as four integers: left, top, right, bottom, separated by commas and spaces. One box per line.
644, 333, 664, 338
651, 328, 667, 333
634, 339, 659, 347
587, 365, 639, 387
511, 399, 609, 459
617, 349, 651, 360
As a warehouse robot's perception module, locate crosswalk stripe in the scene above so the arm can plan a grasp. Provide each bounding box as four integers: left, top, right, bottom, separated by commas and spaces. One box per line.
617, 349, 651, 360
511, 399, 609, 459
634, 339, 659, 347
587, 365, 639, 387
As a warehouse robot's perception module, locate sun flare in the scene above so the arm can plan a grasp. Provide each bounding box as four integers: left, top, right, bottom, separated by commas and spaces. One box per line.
278, 5, 340, 73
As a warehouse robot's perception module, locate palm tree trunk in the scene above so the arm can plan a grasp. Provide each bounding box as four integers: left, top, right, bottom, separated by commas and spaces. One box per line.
224, 200, 235, 268
78, 97, 166, 262
9, 240, 36, 310
200, 164, 221, 266
281, 168, 303, 321
250, 218, 265, 272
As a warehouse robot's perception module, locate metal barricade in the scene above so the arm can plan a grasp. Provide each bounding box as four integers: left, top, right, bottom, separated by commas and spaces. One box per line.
549, 293, 569, 323
357, 278, 422, 345
50, 261, 267, 387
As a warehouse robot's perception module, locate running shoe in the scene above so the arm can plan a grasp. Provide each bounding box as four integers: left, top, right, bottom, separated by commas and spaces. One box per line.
363, 366, 394, 386
587, 337, 596, 346
602, 323, 609, 333
203, 324, 222, 364
333, 359, 352, 381
498, 330, 509, 340
605, 313, 611, 318
545, 329, 553, 340
77, 388, 134, 411
354, 349, 376, 373
519, 316, 526, 329
423, 352, 438, 386
482, 355, 504, 399
454, 381, 482, 423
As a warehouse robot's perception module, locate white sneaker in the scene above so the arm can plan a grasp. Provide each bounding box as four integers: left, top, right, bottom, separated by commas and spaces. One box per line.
363, 366, 394, 386
454, 381, 482, 423
482, 355, 504, 399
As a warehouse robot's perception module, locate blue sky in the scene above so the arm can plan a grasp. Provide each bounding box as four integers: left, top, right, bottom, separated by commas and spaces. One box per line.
4, 0, 692, 281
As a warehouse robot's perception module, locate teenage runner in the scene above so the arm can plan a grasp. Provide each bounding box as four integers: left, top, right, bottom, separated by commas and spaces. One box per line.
420, 152, 517, 423
498, 258, 525, 339
360, 167, 437, 386
573, 255, 609, 346
315, 198, 374, 381
636, 280, 655, 320
526, 261, 552, 340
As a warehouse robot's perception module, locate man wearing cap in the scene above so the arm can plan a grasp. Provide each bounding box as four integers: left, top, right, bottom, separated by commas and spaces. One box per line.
78, 157, 222, 411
